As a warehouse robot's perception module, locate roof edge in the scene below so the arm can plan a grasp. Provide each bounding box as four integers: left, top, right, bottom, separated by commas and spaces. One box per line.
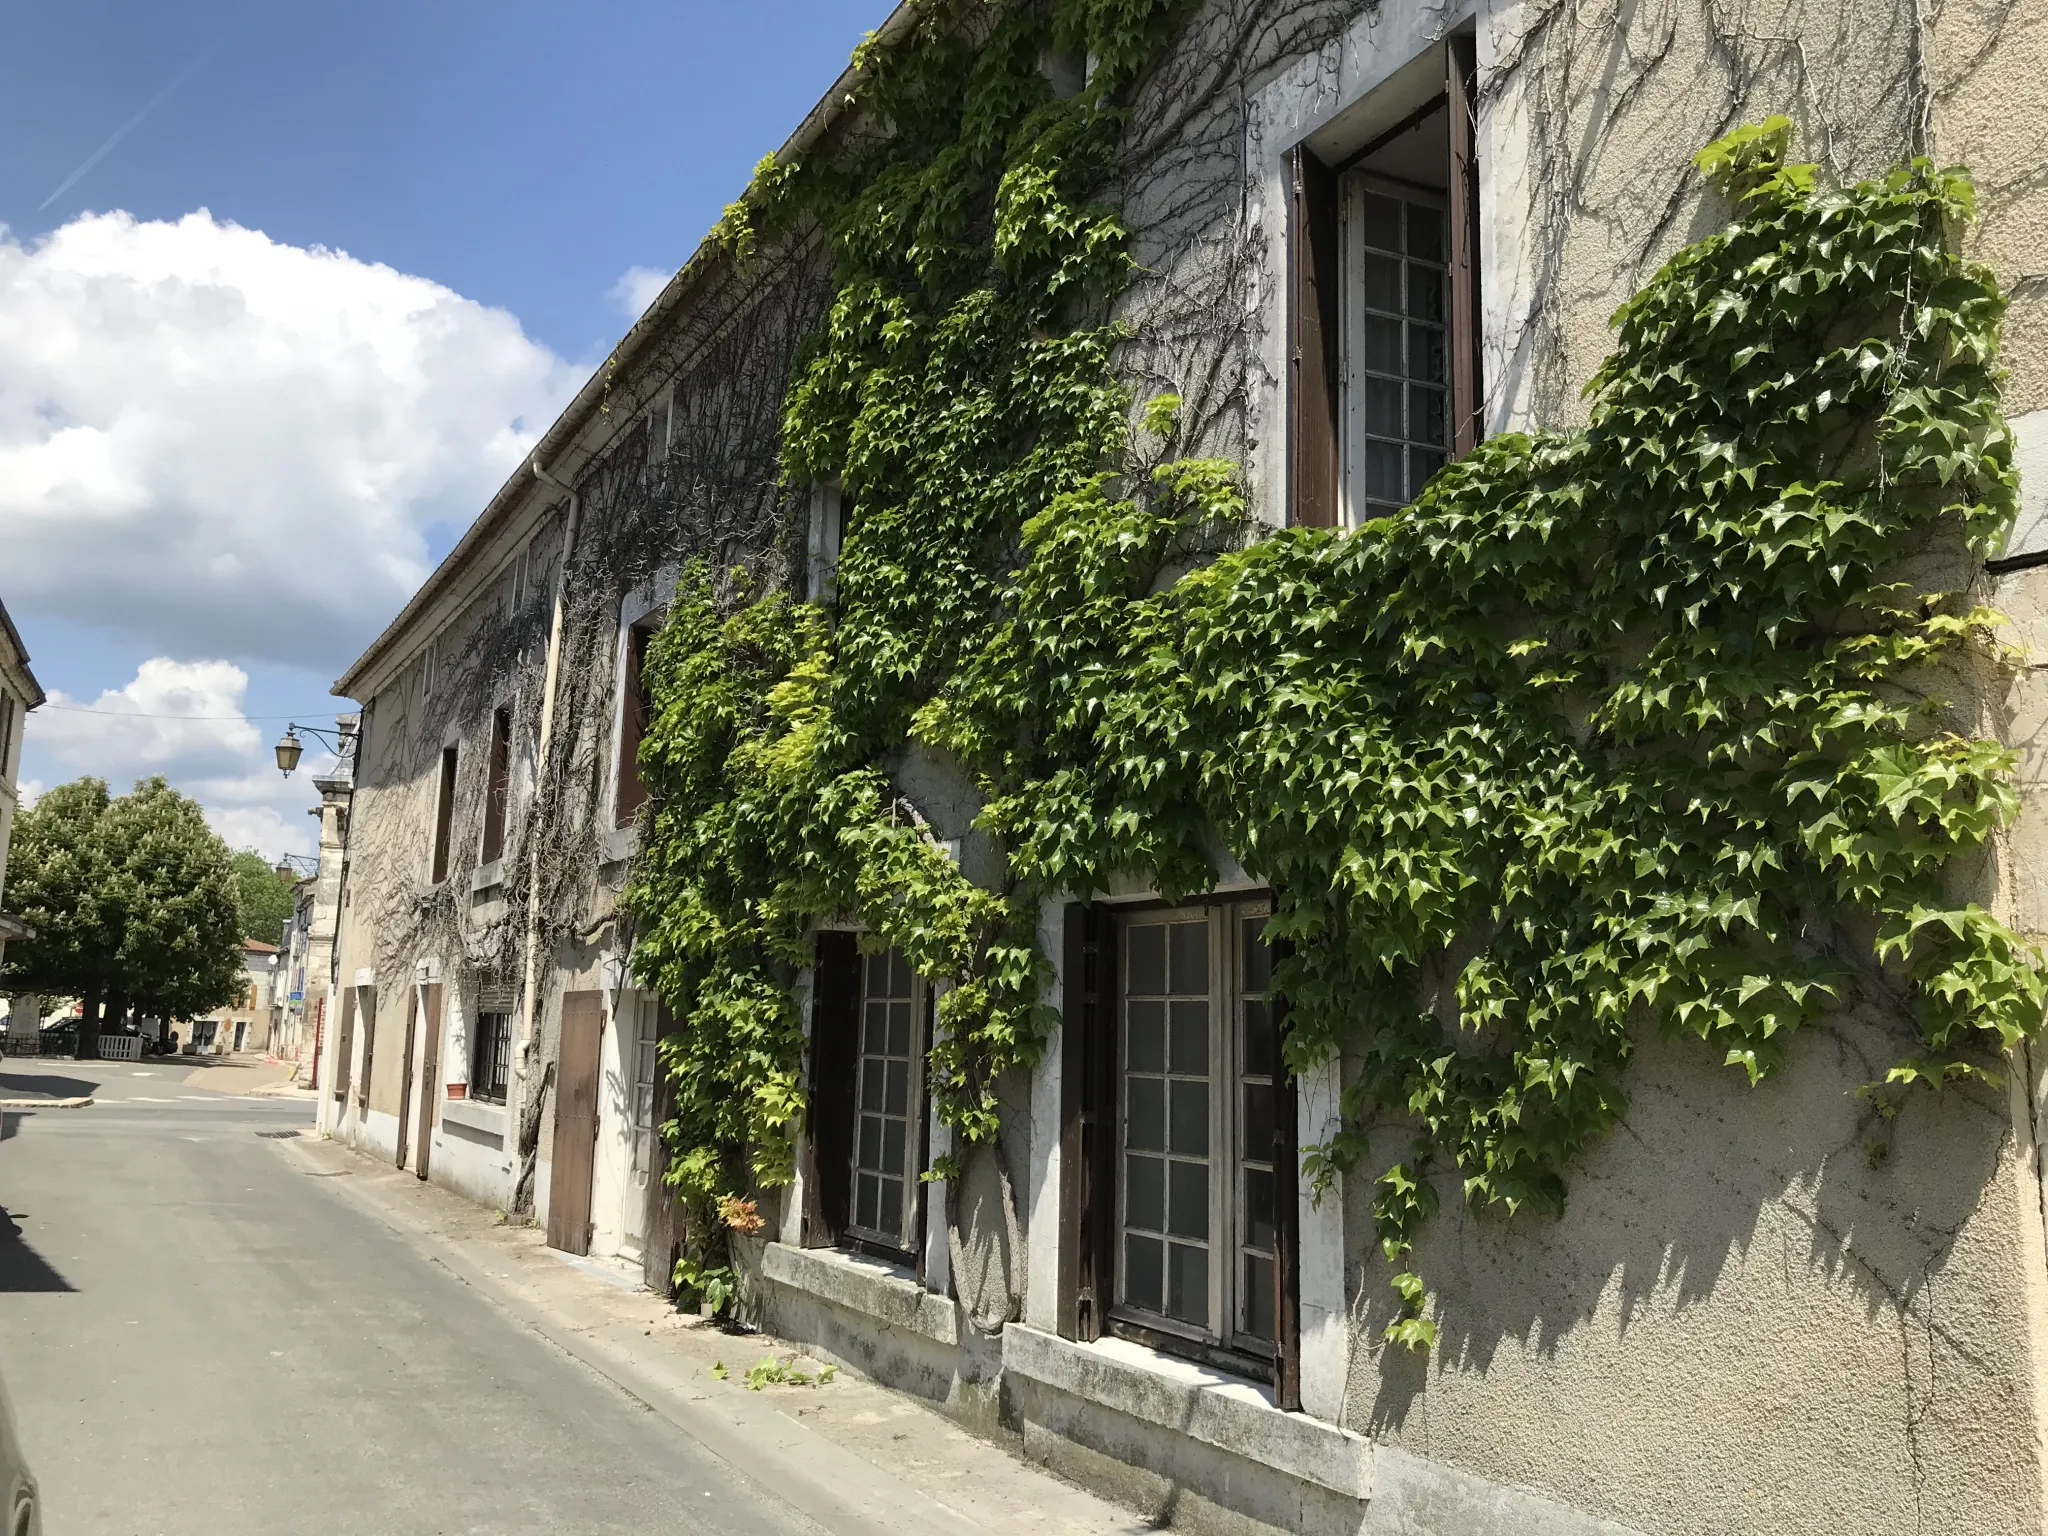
331, 2, 918, 704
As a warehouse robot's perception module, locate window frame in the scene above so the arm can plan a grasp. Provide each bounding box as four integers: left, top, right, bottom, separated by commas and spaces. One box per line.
469, 1008, 512, 1106
1106, 896, 1279, 1374
430, 745, 458, 885
613, 623, 655, 829
842, 946, 929, 1263
479, 706, 512, 865
1289, 33, 1481, 534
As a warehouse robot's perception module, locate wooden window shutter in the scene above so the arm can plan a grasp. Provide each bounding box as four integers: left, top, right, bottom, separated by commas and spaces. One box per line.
803, 930, 861, 1247
1058, 901, 1117, 1342
1447, 33, 1484, 455
1288, 146, 1343, 529
1270, 936, 1302, 1412
615, 627, 652, 827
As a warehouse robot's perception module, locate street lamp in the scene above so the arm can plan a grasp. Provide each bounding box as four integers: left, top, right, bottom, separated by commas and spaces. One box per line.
274, 721, 357, 779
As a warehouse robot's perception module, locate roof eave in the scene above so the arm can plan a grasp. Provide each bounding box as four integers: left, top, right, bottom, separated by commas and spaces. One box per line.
330, 2, 917, 705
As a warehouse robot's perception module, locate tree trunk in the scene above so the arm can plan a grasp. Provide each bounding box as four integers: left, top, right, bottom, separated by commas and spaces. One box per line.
76, 984, 102, 1061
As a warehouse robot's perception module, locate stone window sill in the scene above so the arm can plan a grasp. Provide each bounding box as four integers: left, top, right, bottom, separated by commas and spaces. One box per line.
760, 1241, 958, 1349
1001, 1323, 1369, 1500
439, 1097, 508, 1137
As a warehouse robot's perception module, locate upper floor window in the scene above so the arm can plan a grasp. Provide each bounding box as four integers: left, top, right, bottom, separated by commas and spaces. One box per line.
614, 625, 655, 828
480, 706, 512, 865
1291, 35, 1480, 530
430, 745, 457, 884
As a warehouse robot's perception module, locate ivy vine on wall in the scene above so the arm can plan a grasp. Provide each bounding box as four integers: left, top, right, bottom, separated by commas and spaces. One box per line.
626, 0, 2042, 1345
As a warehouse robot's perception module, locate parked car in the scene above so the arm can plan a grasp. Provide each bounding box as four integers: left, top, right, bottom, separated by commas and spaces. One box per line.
0, 1366, 39, 1536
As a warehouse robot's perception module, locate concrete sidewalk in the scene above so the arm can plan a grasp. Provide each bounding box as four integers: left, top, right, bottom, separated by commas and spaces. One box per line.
275, 1132, 1147, 1536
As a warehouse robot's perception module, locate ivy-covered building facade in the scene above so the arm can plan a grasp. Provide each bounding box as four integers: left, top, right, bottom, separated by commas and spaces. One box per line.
322, 3, 2048, 1533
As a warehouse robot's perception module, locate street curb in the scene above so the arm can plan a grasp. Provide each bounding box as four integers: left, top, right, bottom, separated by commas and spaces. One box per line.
0, 1096, 92, 1109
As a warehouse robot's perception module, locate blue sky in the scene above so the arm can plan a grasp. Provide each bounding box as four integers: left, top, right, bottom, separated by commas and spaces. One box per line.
0, 0, 882, 855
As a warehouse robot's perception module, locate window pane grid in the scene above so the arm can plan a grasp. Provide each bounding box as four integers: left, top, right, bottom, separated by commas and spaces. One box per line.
851, 949, 917, 1249
1238, 917, 1277, 1345
1356, 190, 1449, 522
1121, 918, 1211, 1328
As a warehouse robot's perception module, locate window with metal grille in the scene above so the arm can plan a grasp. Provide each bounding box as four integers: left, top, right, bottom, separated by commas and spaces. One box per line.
470, 1011, 511, 1105
1116, 900, 1277, 1360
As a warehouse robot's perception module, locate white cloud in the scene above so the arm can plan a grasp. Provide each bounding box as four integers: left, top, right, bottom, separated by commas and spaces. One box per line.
0, 210, 585, 672
27, 658, 326, 859
608, 263, 672, 320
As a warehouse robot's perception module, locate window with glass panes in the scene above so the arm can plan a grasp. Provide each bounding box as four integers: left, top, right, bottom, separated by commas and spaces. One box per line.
851, 949, 923, 1252
631, 993, 661, 1134
1116, 901, 1278, 1356
1349, 182, 1449, 521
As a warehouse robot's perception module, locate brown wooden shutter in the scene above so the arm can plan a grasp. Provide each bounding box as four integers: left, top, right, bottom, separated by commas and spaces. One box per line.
431, 747, 457, 883
547, 989, 605, 1255
803, 930, 861, 1247
643, 996, 683, 1294
333, 986, 356, 1100
615, 627, 652, 827
416, 982, 444, 1182
1447, 33, 1483, 456
481, 708, 511, 863
1058, 901, 1117, 1342
1288, 146, 1343, 529
1270, 937, 1302, 1412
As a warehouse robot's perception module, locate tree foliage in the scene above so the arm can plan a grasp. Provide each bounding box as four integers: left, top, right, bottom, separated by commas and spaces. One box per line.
3, 776, 245, 1026
628, 0, 2041, 1339
229, 850, 297, 947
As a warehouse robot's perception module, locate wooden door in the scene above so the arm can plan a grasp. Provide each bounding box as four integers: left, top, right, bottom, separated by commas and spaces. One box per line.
416, 983, 444, 1182
547, 990, 603, 1255
395, 987, 419, 1169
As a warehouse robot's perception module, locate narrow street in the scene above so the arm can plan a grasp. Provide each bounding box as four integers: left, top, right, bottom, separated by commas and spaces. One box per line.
0, 1058, 875, 1535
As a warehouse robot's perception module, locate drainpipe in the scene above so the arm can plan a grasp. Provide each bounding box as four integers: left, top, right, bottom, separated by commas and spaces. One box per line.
512, 454, 582, 1202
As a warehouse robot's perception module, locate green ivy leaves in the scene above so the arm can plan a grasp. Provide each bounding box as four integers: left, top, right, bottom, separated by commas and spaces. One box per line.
633, 11, 2042, 1356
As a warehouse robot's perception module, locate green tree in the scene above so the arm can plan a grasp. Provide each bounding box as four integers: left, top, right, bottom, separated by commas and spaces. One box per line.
0, 778, 121, 1040
229, 849, 296, 946
106, 779, 245, 1031
0, 776, 246, 1055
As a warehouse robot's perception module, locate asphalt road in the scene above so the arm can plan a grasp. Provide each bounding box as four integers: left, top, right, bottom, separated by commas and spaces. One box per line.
0, 1058, 828, 1535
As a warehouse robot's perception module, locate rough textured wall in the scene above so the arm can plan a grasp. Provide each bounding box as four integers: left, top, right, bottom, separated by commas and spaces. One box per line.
1092, 1, 2048, 1531
335, 243, 832, 1201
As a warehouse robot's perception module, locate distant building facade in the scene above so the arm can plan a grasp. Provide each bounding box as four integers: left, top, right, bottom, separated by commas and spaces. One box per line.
0, 596, 45, 1013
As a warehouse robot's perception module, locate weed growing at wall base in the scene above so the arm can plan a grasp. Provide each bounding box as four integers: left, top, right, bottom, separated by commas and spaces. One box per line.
628, 0, 2041, 1347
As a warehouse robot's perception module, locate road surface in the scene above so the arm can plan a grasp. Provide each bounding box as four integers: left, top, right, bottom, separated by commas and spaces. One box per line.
0, 1056, 833, 1535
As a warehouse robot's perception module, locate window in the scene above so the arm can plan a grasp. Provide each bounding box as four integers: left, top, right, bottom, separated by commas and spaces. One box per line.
807, 483, 849, 603
480, 707, 512, 865
851, 949, 924, 1252
430, 745, 457, 883
802, 931, 928, 1261
470, 1010, 511, 1105
1114, 902, 1277, 1358
631, 993, 662, 1134
614, 625, 654, 828
357, 986, 377, 1106
1291, 35, 1480, 530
